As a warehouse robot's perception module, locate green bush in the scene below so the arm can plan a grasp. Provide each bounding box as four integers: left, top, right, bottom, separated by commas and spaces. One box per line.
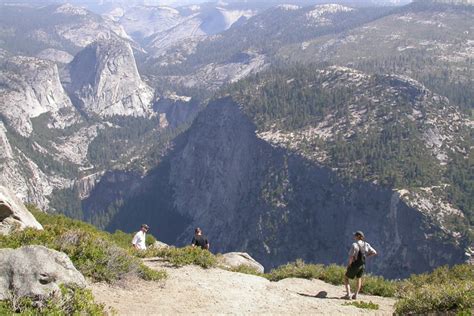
361, 275, 397, 297
344, 301, 379, 310
320, 264, 346, 285
0, 285, 107, 315
0, 207, 166, 283
395, 281, 474, 314
395, 265, 474, 314
263, 260, 396, 297
227, 264, 265, 277
109, 229, 135, 249
401, 265, 474, 290
129, 247, 162, 258
139, 265, 168, 281
154, 246, 217, 269
57, 229, 142, 283
266, 259, 325, 281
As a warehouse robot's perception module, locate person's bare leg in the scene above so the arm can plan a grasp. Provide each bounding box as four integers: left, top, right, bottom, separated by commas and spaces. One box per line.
344, 276, 351, 298
352, 278, 362, 299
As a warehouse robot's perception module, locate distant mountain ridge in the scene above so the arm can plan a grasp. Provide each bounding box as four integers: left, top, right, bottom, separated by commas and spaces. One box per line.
0, 3, 132, 58
415, 0, 474, 5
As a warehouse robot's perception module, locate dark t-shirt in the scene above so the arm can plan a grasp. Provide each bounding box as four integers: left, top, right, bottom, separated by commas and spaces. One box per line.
191, 235, 209, 249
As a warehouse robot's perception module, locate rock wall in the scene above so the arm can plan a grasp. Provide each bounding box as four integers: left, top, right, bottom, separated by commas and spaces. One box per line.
67, 38, 154, 117
0, 185, 43, 235
105, 98, 466, 278
0, 56, 78, 136
0, 245, 86, 300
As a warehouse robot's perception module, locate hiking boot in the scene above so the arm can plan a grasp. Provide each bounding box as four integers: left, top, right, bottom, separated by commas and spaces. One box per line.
341, 294, 352, 300
352, 293, 358, 300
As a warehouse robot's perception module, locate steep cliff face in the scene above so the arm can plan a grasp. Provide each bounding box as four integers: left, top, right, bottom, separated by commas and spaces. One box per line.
0, 55, 81, 207
66, 38, 154, 117
0, 121, 73, 208
0, 56, 78, 136
106, 98, 466, 278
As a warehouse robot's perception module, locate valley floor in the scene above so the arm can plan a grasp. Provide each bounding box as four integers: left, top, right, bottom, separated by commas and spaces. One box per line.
91, 258, 395, 315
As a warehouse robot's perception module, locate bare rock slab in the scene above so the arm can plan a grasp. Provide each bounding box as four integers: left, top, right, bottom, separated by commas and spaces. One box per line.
0, 186, 43, 235
220, 252, 265, 273
0, 245, 86, 300
151, 240, 170, 249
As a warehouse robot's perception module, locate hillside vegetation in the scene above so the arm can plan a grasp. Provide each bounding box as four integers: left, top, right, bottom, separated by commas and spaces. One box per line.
228, 65, 473, 230
0, 207, 472, 314
0, 206, 166, 283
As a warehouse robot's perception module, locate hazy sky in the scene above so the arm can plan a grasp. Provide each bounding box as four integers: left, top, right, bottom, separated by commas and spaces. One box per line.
0, 0, 413, 7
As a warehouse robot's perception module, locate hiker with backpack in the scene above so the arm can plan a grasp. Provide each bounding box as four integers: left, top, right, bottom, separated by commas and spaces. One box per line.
343, 231, 377, 300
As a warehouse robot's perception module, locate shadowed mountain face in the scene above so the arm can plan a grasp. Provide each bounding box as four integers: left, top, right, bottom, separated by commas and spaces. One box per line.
104, 97, 466, 279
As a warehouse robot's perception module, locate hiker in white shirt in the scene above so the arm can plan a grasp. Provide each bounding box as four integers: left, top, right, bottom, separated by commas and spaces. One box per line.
343, 231, 377, 300
132, 224, 149, 250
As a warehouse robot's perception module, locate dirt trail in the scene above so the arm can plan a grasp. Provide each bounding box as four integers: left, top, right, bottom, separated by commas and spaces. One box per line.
91, 259, 396, 315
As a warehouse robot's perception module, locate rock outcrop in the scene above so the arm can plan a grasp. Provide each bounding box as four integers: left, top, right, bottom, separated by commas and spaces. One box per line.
0, 120, 74, 210
151, 241, 170, 250
0, 245, 86, 300
220, 252, 265, 273
0, 186, 43, 235
67, 38, 154, 117
0, 56, 78, 136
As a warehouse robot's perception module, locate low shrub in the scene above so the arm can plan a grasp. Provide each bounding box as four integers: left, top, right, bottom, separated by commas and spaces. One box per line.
227, 264, 265, 277
146, 234, 157, 247
395, 265, 474, 314
109, 229, 135, 249
57, 230, 141, 282
266, 259, 325, 281
320, 264, 345, 286
362, 275, 397, 297
395, 280, 474, 314
130, 247, 162, 258
0, 285, 107, 315
0, 208, 167, 283
139, 265, 168, 281
261, 260, 396, 297
343, 301, 379, 310
401, 264, 474, 290
155, 246, 217, 268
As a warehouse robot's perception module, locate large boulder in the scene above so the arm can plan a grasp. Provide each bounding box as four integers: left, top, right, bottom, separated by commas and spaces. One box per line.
151, 240, 170, 250
0, 186, 43, 235
0, 245, 87, 300
220, 252, 265, 274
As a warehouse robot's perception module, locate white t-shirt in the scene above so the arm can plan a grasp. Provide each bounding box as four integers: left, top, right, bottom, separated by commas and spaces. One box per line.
349, 240, 376, 259
132, 231, 146, 250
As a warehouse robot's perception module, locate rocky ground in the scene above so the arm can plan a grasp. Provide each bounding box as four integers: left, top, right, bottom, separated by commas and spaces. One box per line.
91, 258, 396, 315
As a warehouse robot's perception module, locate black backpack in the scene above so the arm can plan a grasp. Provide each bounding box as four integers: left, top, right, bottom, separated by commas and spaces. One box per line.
352, 242, 366, 268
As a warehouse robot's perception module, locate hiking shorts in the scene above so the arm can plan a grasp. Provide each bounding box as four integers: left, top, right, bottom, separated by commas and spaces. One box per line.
345, 264, 365, 279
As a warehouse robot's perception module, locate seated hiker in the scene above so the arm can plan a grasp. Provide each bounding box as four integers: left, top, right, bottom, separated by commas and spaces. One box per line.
132, 224, 149, 250
191, 227, 210, 250
343, 231, 377, 300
